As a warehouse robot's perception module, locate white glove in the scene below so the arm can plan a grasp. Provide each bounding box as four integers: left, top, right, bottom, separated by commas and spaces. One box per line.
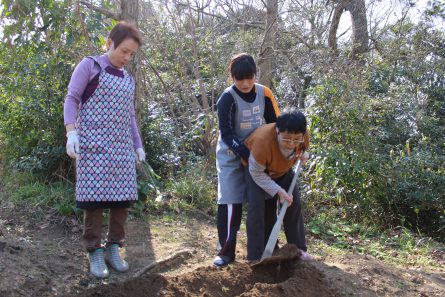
66, 130, 79, 159
136, 148, 146, 163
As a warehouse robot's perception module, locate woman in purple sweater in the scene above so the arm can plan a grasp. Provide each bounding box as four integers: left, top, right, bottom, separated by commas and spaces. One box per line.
64, 22, 145, 278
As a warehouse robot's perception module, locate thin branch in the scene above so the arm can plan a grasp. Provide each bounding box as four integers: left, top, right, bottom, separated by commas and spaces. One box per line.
234, 21, 265, 29
53, 173, 74, 186
133, 248, 195, 277
186, 4, 226, 20
76, 1, 94, 52
79, 0, 120, 20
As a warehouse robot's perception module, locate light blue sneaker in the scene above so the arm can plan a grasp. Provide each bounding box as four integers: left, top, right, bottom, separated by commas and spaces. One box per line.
105, 244, 129, 272
88, 248, 109, 278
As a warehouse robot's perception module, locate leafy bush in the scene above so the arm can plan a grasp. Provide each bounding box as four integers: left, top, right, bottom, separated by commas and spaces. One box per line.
305, 68, 445, 239
140, 105, 179, 175
166, 160, 217, 214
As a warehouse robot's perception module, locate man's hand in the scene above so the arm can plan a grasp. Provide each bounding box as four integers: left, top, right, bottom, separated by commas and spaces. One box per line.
66, 130, 79, 159
277, 189, 293, 206
299, 151, 309, 165
136, 148, 146, 163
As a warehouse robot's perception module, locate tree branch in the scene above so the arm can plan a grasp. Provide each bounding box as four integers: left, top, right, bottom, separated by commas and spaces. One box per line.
133, 248, 195, 277
76, 1, 94, 52
79, 0, 120, 20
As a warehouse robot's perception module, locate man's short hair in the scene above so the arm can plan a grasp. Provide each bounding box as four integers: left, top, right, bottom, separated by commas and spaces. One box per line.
276, 109, 307, 134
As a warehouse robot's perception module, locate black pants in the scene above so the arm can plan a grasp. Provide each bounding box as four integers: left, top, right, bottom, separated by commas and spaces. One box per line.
245, 168, 307, 261
216, 203, 242, 260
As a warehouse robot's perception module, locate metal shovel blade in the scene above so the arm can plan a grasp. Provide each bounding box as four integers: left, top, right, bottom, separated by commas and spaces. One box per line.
258, 160, 302, 263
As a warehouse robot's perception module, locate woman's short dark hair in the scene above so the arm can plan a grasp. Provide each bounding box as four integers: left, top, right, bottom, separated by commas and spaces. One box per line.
276, 109, 307, 134
108, 22, 142, 48
228, 53, 256, 80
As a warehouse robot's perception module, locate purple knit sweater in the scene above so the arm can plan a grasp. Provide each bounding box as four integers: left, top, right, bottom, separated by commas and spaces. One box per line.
63, 54, 143, 149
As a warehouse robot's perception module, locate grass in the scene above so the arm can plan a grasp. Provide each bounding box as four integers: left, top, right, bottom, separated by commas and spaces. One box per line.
0, 170, 79, 217
132, 160, 217, 218
306, 211, 445, 270
1, 168, 442, 273
166, 174, 216, 214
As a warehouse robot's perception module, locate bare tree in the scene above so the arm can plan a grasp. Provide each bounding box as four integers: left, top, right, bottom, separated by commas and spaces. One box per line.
328, 0, 369, 60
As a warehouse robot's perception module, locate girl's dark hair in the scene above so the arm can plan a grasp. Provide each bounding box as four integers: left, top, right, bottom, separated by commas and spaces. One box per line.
108, 22, 142, 48
276, 109, 307, 134
228, 53, 256, 80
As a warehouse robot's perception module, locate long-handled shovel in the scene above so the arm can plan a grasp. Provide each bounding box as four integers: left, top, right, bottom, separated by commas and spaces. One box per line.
252, 160, 302, 266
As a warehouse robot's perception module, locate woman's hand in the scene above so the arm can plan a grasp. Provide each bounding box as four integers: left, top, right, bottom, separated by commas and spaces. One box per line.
66, 130, 79, 159
277, 189, 293, 206
136, 148, 146, 163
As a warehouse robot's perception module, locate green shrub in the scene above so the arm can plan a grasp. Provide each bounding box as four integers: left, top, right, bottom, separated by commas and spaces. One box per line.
305, 72, 445, 239
166, 160, 216, 214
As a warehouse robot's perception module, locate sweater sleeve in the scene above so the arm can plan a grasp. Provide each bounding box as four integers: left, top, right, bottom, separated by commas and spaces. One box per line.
217, 91, 250, 159
249, 154, 283, 197
263, 86, 280, 124
63, 58, 95, 126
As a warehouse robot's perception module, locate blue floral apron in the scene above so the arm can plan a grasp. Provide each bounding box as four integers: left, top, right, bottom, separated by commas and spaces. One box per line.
76, 59, 137, 203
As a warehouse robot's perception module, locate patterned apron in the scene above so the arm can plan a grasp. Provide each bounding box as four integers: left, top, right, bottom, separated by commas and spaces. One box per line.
76, 59, 137, 203
216, 84, 265, 204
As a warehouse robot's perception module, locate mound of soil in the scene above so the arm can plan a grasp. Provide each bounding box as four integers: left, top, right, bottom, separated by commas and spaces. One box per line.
72, 260, 341, 297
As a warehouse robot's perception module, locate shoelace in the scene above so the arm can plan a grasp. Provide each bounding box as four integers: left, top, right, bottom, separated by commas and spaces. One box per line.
91, 250, 107, 270
108, 246, 125, 266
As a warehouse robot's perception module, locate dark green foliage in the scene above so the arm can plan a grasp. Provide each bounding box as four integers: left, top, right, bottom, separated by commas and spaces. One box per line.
137, 160, 161, 202
305, 23, 445, 238
0, 1, 82, 179
140, 105, 178, 174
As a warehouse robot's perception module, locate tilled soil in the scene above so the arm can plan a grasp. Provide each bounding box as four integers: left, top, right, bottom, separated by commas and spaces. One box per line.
72, 260, 346, 297
1, 199, 444, 297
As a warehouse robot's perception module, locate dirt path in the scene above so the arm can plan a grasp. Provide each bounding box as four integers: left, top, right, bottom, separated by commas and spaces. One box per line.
0, 200, 444, 297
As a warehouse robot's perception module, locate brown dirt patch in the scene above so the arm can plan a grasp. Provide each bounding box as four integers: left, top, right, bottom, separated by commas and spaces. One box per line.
72, 261, 344, 297
1, 198, 444, 297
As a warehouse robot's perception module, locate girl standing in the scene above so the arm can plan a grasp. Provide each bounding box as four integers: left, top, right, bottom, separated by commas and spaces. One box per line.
214, 53, 280, 267
64, 22, 145, 278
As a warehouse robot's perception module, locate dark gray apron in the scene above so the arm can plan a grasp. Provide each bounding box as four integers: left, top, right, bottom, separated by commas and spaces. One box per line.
216, 84, 266, 204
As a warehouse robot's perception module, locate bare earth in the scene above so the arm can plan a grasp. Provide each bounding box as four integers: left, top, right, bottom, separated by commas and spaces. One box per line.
0, 199, 444, 297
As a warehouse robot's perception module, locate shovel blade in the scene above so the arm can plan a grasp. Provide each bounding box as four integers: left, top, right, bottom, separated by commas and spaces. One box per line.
260, 200, 288, 261
252, 244, 302, 267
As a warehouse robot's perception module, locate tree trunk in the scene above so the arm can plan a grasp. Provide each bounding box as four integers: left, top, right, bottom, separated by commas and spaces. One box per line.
346, 0, 368, 59
258, 0, 278, 87
120, 0, 142, 123
328, 0, 369, 61
186, 1, 209, 112
328, 1, 346, 55
298, 75, 312, 109
121, 0, 139, 22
